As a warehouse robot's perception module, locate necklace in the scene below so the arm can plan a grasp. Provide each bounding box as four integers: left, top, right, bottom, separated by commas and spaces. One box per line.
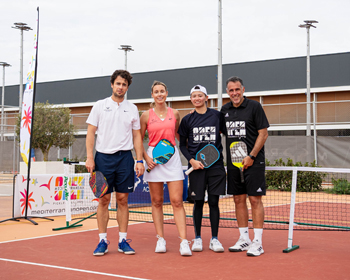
155, 107, 167, 117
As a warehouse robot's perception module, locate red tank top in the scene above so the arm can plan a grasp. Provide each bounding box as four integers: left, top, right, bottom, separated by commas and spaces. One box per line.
147, 108, 176, 147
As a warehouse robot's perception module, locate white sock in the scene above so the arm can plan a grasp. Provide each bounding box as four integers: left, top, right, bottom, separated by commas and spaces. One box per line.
119, 232, 127, 243
253, 228, 263, 243
239, 227, 250, 241
99, 233, 107, 242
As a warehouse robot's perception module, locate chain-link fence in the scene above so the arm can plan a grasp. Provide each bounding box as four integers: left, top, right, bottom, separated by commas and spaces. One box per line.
1, 98, 349, 174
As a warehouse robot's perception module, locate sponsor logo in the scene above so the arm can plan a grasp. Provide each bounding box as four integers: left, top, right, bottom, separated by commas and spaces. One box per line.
226, 121, 246, 139
225, 113, 229, 117
134, 177, 141, 190
193, 126, 216, 142
104, 107, 112, 112
257, 188, 262, 192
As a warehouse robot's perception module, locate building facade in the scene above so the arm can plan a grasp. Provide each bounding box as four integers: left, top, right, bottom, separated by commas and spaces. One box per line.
1, 52, 349, 170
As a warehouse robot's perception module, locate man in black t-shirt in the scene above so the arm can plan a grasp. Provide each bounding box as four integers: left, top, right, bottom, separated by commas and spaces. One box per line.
221, 76, 269, 257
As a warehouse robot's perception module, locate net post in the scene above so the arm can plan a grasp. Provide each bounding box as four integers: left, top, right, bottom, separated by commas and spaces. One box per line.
64, 163, 72, 223
283, 167, 300, 253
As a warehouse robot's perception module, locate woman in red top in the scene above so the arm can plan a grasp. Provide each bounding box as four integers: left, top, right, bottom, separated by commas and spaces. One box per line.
140, 81, 191, 256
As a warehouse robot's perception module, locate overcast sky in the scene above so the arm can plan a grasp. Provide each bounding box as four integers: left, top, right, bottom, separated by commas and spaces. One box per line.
1, 0, 350, 86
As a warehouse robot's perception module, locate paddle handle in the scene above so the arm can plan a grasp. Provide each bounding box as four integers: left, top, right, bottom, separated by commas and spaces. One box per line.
239, 167, 244, 183
185, 167, 194, 175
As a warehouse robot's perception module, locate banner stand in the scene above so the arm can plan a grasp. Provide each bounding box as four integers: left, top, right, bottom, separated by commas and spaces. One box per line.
0, 174, 54, 225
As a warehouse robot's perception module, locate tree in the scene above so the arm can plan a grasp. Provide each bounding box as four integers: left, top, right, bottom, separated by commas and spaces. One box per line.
17, 101, 76, 161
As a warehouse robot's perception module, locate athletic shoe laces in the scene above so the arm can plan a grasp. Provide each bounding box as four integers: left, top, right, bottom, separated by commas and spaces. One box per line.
120, 239, 133, 250
193, 238, 202, 246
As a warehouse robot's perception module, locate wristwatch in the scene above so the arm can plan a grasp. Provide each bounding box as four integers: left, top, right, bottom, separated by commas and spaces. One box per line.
248, 154, 256, 160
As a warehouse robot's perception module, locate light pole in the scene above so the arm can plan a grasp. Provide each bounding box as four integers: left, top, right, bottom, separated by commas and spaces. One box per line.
118, 45, 134, 71
299, 20, 318, 136
118, 45, 133, 100
12, 22, 32, 114
217, 0, 223, 110
0, 62, 11, 141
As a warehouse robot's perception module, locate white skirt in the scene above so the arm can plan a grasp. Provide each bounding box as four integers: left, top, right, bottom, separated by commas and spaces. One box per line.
143, 146, 185, 183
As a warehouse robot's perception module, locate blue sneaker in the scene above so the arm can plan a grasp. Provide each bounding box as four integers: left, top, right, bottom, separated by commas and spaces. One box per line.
118, 239, 135, 255
93, 239, 109, 256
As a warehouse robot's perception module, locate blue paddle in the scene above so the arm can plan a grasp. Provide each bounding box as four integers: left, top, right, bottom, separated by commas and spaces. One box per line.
185, 144, 220, 175
147, 139, 175, 173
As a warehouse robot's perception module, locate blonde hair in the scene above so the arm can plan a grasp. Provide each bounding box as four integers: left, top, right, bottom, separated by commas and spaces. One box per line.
150, 81, 168, 108
151, 81, 168, 93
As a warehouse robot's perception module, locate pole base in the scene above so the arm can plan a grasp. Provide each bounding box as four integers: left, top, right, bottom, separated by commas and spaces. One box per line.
283, 245, 300, 253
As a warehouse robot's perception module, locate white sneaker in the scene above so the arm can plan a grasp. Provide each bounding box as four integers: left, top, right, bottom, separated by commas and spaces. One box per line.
155, 235, 166, 253
191, 238, 203, 252
179, 239, 192, 256
228, 237, 252, 252
209, 238, 224, 252
246, 241, 264, 256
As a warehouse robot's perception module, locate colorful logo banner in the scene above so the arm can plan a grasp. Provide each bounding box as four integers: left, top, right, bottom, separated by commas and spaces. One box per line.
20, 19, 38, 165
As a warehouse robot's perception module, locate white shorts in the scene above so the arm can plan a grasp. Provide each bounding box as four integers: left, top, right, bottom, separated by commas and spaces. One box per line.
143, 146, 185, 183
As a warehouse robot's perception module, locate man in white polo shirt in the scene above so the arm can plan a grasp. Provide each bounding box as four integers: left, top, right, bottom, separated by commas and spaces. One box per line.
85, 69, 145, 256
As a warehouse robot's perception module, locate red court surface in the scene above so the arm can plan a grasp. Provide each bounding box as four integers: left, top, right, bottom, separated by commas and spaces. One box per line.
0, 221, 349, 280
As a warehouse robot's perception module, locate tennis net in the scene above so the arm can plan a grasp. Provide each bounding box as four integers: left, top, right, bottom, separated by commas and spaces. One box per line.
112, 167, 350, 231
61, 165, 350, 232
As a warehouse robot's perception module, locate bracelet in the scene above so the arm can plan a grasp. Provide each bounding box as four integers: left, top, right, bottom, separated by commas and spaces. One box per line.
136, 160, 143, 163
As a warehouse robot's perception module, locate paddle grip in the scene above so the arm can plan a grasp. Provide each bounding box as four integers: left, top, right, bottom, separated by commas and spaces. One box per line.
239, 167, 244, 183
185, 167, 194, 175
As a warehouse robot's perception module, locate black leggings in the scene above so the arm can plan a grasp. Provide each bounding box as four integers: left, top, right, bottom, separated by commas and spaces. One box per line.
193, 194, 220, 238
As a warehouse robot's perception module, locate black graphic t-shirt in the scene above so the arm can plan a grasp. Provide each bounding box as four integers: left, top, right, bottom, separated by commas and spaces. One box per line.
178, 108, 225, 169
220, 97, 269, 168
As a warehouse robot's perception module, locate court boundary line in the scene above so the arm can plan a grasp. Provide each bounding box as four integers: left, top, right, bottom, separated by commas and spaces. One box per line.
0, 258, 150, 280
0, 222, 145, 244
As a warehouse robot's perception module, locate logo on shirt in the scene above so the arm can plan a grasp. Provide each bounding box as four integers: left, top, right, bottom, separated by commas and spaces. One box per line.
225, 113, 229, 117
150, 118, 159, 124
104, 107, 112, 112
193, 126, 216, 143
124, 110, 128, 112
226, 121, 246, 139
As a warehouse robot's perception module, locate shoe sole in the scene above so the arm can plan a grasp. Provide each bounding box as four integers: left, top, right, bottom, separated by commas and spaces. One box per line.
118, 249, 135, 255
93, 249, 108, 256
247, 250, 264, 257
192, 248, 203, 252
180, 247, 192, 256
228, 247, 248, 252
209, 246, 224, 253
155, 249, 166, 253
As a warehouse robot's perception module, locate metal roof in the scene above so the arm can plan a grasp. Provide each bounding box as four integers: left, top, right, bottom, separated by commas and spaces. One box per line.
2, 52, 350, 107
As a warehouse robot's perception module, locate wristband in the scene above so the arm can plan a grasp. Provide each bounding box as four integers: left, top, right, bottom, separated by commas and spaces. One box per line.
136, 160, 143, 163
248, 154, 256, 160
